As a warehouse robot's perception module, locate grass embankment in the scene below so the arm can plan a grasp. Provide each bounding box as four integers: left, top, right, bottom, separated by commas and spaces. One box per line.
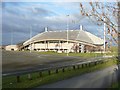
110, 60, 120, 89
2, 57, 117, 89
38, 51, 117, 58
111, 82, 120, 89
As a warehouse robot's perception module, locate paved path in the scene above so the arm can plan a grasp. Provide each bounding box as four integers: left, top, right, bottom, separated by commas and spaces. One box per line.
37, 65, 118, 88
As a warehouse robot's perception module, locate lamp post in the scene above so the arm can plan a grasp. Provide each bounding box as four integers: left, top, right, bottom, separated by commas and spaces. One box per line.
103, 17, 106, 54
29, 24, 38, 53
67, 15, 69, 56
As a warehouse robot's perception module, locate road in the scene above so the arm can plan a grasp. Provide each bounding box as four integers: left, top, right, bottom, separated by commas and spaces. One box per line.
2, 50, 103, 75
37, 65, 118, 88
2, 51, 85, 74
2, 51, 114, 76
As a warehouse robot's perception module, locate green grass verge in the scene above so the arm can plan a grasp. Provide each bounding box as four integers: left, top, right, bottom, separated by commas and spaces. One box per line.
111, 82, 120, 88
38, 51, 117, 58
2, 57, 118, 89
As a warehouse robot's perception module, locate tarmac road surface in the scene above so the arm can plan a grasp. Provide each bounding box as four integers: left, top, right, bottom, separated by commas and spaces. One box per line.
2, 51, 86, 74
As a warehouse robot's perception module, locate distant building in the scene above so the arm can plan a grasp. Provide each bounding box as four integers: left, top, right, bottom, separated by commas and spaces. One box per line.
21, 26, 104, 53
5, 45, 19, 51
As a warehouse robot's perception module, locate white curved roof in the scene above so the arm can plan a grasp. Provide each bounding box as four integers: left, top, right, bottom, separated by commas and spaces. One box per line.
23, 30, 103, 46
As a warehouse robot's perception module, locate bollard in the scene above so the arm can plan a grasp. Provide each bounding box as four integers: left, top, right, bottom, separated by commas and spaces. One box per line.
16, 76, 20, 83
96, 61, 98, 65
89, 63, 91, 67
48, 70, 51, 75
56, 69, 58, 73
95, 62, 97, 65
39, 72, 42, 77
85, 64, 87, 67
73, 66, 75, 70
101, 61, 104, 64
62, 68, 65, 72
77, 65, 80, 69
28, 74, 32, 80
82, 64, 84, 68
68, 67, 71, 71
98, 61, 100, 64
91, 62, 92, 65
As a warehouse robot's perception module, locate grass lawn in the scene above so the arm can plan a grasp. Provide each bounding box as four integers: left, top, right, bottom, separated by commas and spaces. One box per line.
2, 57, 118, 89
110, 82, 120, 89
110, 61, 120, 89
37, 51, 118, 58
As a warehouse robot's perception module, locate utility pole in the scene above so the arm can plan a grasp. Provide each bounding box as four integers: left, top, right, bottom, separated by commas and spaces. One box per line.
67, 15, 69, 56
103, 17, 106, 53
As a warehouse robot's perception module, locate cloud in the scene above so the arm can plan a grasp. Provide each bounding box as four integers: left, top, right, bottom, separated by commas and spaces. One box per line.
32, 7, 57, 16
2, 2, 103, 45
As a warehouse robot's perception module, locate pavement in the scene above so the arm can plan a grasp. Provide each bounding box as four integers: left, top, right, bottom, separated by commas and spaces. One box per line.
36, 65, 118, 88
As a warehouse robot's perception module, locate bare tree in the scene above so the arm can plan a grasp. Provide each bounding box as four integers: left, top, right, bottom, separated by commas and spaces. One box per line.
79, 2, 120, 45
80, 2, 120, 87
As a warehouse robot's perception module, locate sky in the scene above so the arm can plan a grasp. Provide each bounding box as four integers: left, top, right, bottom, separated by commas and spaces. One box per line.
2, 2, 109, 45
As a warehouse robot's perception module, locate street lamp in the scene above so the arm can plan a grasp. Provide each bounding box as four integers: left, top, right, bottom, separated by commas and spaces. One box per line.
103, 17, 106, 53
67, 15, 69, 56
29, 24, 38, 53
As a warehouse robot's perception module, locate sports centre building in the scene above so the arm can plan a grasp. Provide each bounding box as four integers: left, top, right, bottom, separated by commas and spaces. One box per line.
21, 26, 104, 53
